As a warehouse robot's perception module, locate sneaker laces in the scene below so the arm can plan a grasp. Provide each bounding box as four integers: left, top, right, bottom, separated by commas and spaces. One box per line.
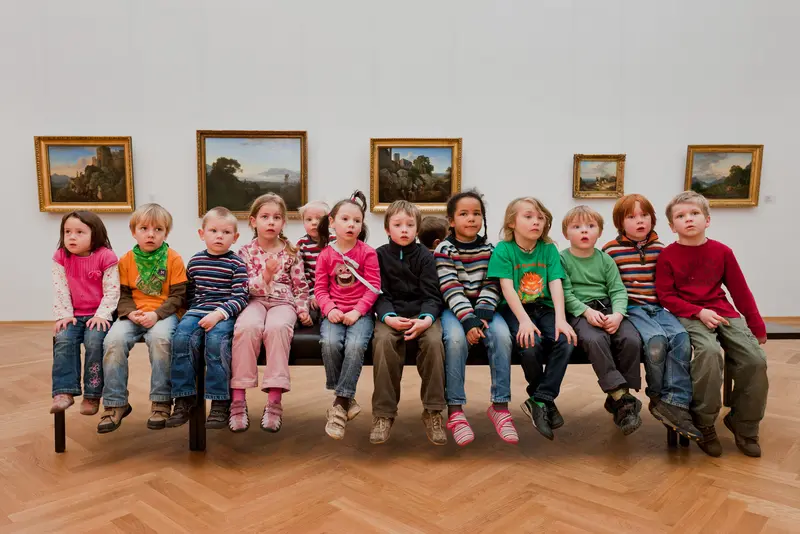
431, 413, 443, 433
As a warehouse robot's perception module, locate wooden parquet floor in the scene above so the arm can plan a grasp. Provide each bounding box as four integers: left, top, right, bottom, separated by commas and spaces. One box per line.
1, 323, 799, 533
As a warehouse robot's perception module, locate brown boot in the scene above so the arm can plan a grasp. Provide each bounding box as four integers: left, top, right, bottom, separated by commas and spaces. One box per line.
422, 410, 447, 445
97, 405, 132, 434
696, 424, 723, 457
724, 413, 761, 457
80, 398, 100, 416
147, 401, 173, 430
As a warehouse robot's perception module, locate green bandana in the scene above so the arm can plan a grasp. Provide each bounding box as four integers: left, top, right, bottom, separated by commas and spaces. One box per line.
133, 243, 169, 296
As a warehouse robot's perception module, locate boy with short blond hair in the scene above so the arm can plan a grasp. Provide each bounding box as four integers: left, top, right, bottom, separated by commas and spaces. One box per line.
99, 203, 187, 434
656, 191, 767, 457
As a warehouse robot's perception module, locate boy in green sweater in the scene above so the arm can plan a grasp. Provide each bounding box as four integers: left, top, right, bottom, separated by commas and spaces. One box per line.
561, 206, 643, 435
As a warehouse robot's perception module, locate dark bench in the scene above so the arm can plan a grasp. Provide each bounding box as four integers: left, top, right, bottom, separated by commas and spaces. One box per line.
54, 321, 800, 453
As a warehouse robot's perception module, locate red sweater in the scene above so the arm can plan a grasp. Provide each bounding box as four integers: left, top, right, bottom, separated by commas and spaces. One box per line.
655, 239, 765, 339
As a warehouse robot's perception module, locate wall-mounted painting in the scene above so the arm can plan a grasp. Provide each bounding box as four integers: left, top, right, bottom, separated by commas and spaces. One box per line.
197, 130, 307, 219
370, 138, 461, 213
572, 154, 625, 199
685, 145, 763, 207
35, 136, 135, 213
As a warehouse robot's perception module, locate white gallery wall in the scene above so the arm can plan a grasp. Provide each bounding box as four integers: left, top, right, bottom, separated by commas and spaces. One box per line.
1, 0, 798, 320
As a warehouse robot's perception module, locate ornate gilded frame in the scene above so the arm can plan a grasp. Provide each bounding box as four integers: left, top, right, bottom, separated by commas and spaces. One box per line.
685, 145, 763, 207
572, 154, 625, 199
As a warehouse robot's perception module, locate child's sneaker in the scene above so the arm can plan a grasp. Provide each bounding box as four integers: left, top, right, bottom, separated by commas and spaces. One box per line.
325, 404, 348, 440
446, 411, 475, 446
50, 394, 74, 413
97, 405, 132, 434
695, 424, 723, 457
206, 400, 230, 430
79, 398, 100, 416
228, 399, 249, 433
261, 401, 283, 433
370, 417, 393, 444
165, 398, 194, 428
421, 410, 447, 445
521, 398, 553, 440
346, 398, 362, 421
649, 399, 701, 441
148, 401, 173, 429
612, 394, 642, 436
724, 413, 761, 457
487, 406, 519, 444
546, 401, 564, 430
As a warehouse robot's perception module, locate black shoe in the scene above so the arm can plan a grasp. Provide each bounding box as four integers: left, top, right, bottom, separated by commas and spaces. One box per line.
545, 401, 564, 430
613, 394, 642, 436
723, 413, 761, 457
649, 400, 702, 441
206, 400, 230, 430
166, 397, 195, 428
521, 398, 553, 440
695, 424, 723, 457
604, 395, 615, 414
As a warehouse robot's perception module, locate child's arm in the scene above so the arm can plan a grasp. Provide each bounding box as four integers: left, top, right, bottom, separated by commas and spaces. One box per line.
373, 253, 397, 324
88, 264, 120, 331
476, 278, 501, 321
418, 249, 444, 320
602, 253, 629, 334
436, 244, 482, 333
289, 254, 311, 325
314, 250, 336, 318
152, 254, 187, 322
560, 257, 588, 317
350, 248, 382, 319
723, 247, 767, 341
549, 279, 577, 344
52, 261, 75, 333
220, 258, 250, 320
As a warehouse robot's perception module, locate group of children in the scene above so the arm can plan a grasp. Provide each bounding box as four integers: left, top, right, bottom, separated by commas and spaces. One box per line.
50, 188, 769, 457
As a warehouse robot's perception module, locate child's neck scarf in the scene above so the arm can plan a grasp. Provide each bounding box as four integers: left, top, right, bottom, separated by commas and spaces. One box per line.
133, 243, 169, 296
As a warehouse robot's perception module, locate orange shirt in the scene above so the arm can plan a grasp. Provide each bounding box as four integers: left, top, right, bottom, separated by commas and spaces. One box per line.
118, 248, 187, 313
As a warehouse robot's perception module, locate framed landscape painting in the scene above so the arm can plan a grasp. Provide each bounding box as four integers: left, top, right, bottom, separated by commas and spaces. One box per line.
685, 145, 763, 207
35, 136, 135, 213
572, 154, 625, 199
197, 130, 307, 219
370, 138, 461, 213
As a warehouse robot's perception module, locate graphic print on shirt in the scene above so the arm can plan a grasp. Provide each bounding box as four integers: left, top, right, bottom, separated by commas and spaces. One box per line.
518, 271, 545, 303
334, 263, 355, 288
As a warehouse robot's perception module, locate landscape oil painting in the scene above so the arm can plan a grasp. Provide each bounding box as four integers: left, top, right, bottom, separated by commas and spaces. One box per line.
35, 136, 135, 213
685, 145, 763, 207
370, 138, 461, 213
572, 154, 625, 199
197, 131, 307, 218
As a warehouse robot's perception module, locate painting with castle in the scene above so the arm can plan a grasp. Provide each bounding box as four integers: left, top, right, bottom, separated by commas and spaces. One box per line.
35, 136, 135, 213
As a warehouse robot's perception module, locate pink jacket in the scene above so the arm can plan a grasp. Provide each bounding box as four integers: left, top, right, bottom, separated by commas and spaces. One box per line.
315, 241, 381, 317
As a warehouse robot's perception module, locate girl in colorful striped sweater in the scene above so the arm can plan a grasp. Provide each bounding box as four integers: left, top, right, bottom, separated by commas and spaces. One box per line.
435, 190, 516, 446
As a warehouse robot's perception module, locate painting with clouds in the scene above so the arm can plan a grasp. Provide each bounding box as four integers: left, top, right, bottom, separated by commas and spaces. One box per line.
572, 154, 625, 198
685, 145, 763, 207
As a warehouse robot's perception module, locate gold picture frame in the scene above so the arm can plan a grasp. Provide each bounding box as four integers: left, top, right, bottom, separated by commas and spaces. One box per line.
370, 138, 462, 213
573, 154, 625, 199
35, 136, 135, 213
197, 130, 308, 219
685, 145, 763, 207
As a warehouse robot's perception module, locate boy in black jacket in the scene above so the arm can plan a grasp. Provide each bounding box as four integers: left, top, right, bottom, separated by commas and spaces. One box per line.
371, 200, 446, 445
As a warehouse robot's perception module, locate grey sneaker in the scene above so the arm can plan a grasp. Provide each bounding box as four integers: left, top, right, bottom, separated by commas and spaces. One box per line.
422, 410, 447, 445
370, 416, 393, 444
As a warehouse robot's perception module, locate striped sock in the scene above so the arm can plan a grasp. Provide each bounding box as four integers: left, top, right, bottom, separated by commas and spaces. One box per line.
446, 412, 475, 446
487, 406, 519, 444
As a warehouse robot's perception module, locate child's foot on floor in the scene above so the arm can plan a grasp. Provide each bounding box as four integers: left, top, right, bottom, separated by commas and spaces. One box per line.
695, 424, 723, 457
446, 411, 474, 446
79, 397, 100, 416
50, 394, 74, 413
325, 404, 348, 440
649, 399, 701, 441
206, 400, 230, 429
261, 401, 283, 432
724, 413, 761, 457
487, 406, 519, 444
228, 400, 249, 433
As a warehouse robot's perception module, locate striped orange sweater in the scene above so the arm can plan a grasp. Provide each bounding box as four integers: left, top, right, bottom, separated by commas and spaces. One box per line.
602, 232, 663, 306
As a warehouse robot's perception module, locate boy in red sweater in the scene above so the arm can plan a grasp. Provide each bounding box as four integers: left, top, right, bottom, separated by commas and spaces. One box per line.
656, 191, 767, 457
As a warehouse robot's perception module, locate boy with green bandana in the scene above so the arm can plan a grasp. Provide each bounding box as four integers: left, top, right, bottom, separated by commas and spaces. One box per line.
98, 203, 187, 434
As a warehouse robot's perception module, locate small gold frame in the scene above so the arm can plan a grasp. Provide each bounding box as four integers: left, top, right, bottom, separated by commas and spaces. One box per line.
572, 154, 625, 199
35, 136, 135, 213
685, 145, 763, 207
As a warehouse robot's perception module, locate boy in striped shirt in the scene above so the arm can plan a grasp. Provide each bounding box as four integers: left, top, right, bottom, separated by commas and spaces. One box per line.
602, 194, 700, 441
167, 207, 249, 429
296, 200, 329, 321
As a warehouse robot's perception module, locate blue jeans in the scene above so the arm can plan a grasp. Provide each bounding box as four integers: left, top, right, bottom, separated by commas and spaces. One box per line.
102, 315, 178, 407
501, 305, 574, 402
441, 310, 513, 405
170, 315, 234, 401
320, 315, 374, 399
627, 304, 692, 409
52, 316, 107, 398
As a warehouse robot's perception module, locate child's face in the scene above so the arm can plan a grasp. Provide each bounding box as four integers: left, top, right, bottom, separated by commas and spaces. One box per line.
302, 206, 326, 240
386, 211, 417, 246
511, 202, 545, 242
331, 203, 363, 243
250, 202, 285, 242
565, 216, 601, 251
668, 202, 709, 239
450, 197, 483, 241
199, 216, 239, 255
63, 216, 92, 256
132, 218, 168, 252
622, 201, 652, 242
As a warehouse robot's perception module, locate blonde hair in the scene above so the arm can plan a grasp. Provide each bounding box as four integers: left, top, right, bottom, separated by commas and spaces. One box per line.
501, 197, 553, 243
384, 200, 422, 231
561, 205, 604, 237
299, 200, 330, 218
248, 193, 297, 256
665, 191, 710, 223
201, 206, 238, 230
129, 203, 173, 235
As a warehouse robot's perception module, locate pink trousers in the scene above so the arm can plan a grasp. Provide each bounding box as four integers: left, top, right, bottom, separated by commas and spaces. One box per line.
231, 297, 296, 391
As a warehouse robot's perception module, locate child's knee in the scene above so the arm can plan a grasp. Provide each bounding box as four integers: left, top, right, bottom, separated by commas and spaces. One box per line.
264, 319, 293, 339
646, 336, 668, 365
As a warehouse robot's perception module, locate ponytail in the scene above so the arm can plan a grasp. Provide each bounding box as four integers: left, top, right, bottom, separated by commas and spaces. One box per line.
319, 190, 369, 248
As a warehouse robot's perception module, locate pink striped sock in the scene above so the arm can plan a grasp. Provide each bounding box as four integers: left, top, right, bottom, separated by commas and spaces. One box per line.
232, 389, 246, 403
268, 388, 282, 404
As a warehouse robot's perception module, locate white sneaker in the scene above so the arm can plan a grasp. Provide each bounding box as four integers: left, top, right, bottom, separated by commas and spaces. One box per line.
325, 405, 348, 440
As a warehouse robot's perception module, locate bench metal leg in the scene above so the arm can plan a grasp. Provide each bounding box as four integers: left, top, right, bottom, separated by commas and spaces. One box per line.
189, 359, 206, 452
54, 411, 66, 453
667, 426, 677, 448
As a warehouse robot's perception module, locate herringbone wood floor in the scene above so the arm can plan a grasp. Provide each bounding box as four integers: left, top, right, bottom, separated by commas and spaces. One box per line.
1, 323, 799, 533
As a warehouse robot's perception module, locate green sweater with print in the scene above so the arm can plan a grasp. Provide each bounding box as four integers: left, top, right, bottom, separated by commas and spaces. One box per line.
560, 248, 629, 317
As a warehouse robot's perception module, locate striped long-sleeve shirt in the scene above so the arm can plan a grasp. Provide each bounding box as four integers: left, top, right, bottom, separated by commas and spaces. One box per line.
296, 234, 322, 296
185, 250, 249, 319
602, 232, 664, 306
434, 236, 500, 332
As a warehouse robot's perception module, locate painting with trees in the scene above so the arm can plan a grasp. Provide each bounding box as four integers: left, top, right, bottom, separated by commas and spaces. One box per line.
572, 154, 625, 199
685, 145, 763, 207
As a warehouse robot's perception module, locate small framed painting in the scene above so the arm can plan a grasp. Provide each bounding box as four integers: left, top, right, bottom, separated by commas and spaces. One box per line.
685, 145, 763, 207
370, 138, 462, 213
35, 136, 135, 213
197, 130, 308, 219
572, 154, 625, 199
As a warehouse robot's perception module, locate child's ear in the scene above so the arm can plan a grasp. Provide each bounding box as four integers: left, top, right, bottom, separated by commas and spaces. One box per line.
433, 238, 442, 248
198, 228, 204, 240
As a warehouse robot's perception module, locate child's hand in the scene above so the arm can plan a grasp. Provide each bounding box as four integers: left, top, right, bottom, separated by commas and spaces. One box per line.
404, 316, 433, 341
342, 309, 362, 326
385, 316, 412, 331
309, 297, 319, 311
127, 310, 142, 324
466, 326, 485, 345
516, 318, 540, 349
696, 308, 730, 330
555, 318, 578, 346
757, 335, 767, 345
582, 307, 607, 328
87, 316, 110, 332
54, 317, 76, 334
138, 311, 159, 329
298, 311, 313, 327
199, 310, 224, 332
327, 308, 344, 324
603, 312, 624, 335
262, 258, 280, 288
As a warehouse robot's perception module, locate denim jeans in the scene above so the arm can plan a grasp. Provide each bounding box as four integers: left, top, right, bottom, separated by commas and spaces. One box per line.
627, 304, 692, 409
441, 310, 513, 405
170, 315, 234, 401
501, 305, 574, 402
102, 314, 178, 407
320, 315, 374, 399
52, 315, 107, 398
